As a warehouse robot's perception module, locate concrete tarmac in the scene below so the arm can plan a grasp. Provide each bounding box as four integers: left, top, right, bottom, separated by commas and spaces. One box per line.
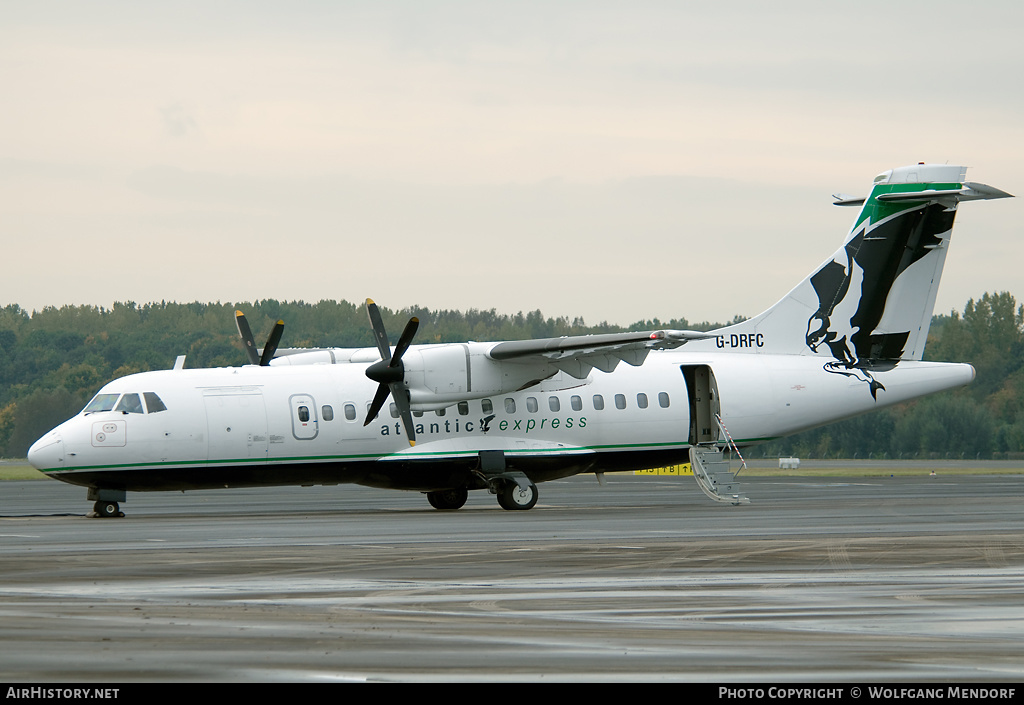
2, 473, 1023, 682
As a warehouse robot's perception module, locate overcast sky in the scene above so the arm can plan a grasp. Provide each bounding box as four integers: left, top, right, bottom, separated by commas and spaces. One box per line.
2, 1, 1021, 328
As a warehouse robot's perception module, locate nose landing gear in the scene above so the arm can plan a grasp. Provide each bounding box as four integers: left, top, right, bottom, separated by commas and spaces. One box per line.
91, 500, 123, 518
87, 488, 126, 518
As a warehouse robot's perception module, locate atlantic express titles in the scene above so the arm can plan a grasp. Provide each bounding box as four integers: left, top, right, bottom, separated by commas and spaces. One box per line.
380, 414, 587, 437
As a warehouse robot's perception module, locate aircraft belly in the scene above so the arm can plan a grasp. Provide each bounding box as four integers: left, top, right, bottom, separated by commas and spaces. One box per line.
588, 447, 690, 473
53, 459, 379, 492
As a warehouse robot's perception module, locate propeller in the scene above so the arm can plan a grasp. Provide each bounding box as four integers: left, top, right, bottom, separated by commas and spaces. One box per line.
362, 298, 419, 446
234, 310, 285, 366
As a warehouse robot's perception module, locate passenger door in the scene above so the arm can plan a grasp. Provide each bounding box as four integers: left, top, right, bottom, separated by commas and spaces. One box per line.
203, 389, 269, 462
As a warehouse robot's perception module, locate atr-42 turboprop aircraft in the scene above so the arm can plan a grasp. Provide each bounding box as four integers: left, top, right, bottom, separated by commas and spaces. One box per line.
28, 164, 1012, 516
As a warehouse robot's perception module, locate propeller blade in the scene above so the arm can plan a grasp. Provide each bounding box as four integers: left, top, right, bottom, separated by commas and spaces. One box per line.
392, 316, 419, 363
393, 388, 417, 447
363, 383, 391, 426
259, 320, 285, 366
365, 298, 392, 363
235, 311, 261, 366
363, 383, 416, 446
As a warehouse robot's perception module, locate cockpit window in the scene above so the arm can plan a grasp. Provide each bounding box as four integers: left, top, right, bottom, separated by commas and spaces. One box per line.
115, 393, 144, 414
83, 393, 120, 414
143, 392, 167, 413
84, 392, 167, 415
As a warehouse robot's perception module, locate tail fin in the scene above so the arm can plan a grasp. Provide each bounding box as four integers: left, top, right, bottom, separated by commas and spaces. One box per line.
703, 164, 1011, 366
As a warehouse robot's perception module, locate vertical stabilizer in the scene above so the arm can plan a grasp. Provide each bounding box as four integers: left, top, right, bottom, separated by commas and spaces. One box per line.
691, 164, 1010, 396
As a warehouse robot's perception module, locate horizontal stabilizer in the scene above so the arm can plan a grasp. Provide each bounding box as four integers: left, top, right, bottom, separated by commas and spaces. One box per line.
834, 182, 1011, 207
960, 182, 1014, 201
875, 188, 964, 202
832, 193, 865, 207
841, 182, 1012, 205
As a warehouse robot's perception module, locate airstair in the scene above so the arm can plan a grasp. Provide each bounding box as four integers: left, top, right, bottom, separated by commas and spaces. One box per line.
689, 414, 749, 505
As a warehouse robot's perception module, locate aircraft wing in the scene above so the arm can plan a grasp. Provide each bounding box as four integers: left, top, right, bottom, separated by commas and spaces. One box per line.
486, 329, 717, 379
263, 324, 718, 398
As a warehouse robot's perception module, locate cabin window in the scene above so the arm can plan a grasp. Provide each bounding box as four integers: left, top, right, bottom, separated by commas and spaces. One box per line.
482, 398, 493, 414
115, 393, 144, 414
570, 395, 582, 411
436, 407, 446, 417
615, 394, 626, 410
143, 392, 167, 413
659, 392, 670, 408
593, 394, 604, 411
344, 403, 357, 421
322, 405, 334, 421
527, 397, 538, 413
84, 394, 120, 414
549, 396, 560, 412
458, 401, 469, 416
637, 393, 648, 409
298, 405, 310, 422
389, 403, 399, 418
505, 398, 516, 413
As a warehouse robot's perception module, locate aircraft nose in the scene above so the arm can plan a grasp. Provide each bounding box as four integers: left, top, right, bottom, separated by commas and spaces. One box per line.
27, 432, 64, 470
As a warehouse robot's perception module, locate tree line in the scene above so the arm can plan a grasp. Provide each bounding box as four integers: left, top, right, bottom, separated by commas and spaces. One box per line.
1, 294, 1021, 460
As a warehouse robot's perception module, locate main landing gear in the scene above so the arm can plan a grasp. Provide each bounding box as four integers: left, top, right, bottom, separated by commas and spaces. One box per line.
479, 449, 538, 511
425, 480, 539, 511
496, 481, 538, 510
426, 487, 469, 510
425, 459, 540, 514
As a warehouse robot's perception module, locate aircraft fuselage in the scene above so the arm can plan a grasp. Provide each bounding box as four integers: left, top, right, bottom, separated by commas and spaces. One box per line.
28, 350, 973, 494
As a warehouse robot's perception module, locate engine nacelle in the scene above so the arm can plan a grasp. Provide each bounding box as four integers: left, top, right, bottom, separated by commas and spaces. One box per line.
270, 342, 586, 410
404, 343, 560, 407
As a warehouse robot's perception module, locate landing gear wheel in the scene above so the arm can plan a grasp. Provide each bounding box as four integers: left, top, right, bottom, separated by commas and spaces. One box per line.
93, 500, 121, 518
497, 481, 538, 511
426, 488, 468, 510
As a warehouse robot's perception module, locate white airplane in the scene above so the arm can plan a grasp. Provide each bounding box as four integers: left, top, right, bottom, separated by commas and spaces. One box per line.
27, 164, 1011, 516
